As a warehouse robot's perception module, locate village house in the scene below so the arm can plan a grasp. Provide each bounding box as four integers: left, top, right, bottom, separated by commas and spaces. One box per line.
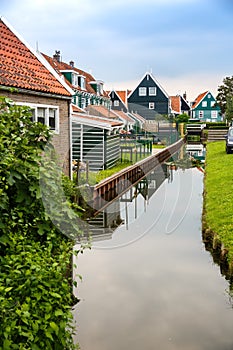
43, 52, 126, 171
127, 72, 170, 119
170, 94, 190, 117
108, 89, 147, 132
0, 17, 74, 175
190, 91, 222, 122
43, 52, 110, 110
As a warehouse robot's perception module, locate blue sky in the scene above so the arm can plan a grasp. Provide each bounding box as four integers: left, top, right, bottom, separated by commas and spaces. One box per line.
1, 0, 233, 101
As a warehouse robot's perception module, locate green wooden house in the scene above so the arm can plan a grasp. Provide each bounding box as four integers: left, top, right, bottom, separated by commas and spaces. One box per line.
191, 91, 222, 122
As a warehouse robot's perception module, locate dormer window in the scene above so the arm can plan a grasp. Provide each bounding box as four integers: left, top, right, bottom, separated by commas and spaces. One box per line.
78, 75, 86, 90
89, 80, 104, 95
72, 73, 79, 87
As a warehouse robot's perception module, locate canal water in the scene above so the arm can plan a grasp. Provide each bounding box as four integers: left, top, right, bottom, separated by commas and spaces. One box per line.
73, 146, 233, 350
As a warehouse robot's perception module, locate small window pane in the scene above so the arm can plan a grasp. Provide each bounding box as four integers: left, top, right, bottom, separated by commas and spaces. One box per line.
30, 109, 36, 122
149, 87, 156, 96
49, 108, 56, 129
139, 87, 147, 96
37, 108, 46, 124
202, 101, 207, 107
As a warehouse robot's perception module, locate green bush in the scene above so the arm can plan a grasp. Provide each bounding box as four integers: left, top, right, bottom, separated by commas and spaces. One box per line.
0, 96, 81, 349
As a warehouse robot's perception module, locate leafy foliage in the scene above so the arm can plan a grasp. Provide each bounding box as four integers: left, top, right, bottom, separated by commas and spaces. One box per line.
0, 96, 81, 349
225, 95, 233, 123
216, 76, 233, 115
174, 113, 189, 123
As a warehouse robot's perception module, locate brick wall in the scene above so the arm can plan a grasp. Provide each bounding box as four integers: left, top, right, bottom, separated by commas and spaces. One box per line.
1, 90, 71, 176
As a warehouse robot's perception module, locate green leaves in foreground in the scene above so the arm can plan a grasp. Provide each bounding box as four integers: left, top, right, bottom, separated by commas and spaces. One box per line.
0, 96, 80, 349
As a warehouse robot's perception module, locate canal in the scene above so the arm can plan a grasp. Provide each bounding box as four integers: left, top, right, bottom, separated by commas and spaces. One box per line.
73, 145, 233, 350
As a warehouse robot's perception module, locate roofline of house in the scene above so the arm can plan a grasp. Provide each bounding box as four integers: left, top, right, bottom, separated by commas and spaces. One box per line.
191, 91, 209, 110
0, 85, 72, 100
127, 71, 169, 99
0, 16, 74, 97
71, 114, 123, 131
109, 90, 128, 109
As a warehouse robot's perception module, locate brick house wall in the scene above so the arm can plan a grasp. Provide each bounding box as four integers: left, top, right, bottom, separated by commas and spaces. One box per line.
1, 89, 71, 176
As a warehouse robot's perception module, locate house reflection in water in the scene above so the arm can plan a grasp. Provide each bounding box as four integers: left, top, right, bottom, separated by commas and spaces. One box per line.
81, 163, 170, 242
186, 143, 206, 163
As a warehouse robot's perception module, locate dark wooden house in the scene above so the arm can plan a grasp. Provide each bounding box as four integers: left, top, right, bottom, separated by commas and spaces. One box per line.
127, 72, 170, 120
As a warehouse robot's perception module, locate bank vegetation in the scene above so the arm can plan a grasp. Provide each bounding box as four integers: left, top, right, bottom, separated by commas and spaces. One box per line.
203, 141, 233, 268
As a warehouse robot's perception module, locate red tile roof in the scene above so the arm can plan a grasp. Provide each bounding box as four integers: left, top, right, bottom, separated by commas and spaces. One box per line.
43, 53, 109, 98
85, 105, 119, 119
0, 18, 72, 97
71, 104, 85, 113
129, 111, 146, 123
170, 96, 181, 113
192, 91, 208, 109
117, 91, 128, 104
113, 110, 135, 123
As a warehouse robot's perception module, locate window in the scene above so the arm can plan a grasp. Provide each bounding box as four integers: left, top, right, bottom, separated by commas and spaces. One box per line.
211, 101, 215, 107
99, 83, 104, 95
78, 76, 86, 90
211, 111, 218, 118
202, 101, 207, 107
199, 111, 204, 118
37, 107, 46, 125
114, 100, 120, 107
16, 102, 59, 133
149, 87, 157, 96
139, 87, 147, 96
208, 94, 211, 98
49, 108, 56, 130
72, 73, 79, 87
149, 102, 155, 109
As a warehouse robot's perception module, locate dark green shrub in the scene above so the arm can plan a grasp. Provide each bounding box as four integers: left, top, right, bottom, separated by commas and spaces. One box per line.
0, 96, 81, 349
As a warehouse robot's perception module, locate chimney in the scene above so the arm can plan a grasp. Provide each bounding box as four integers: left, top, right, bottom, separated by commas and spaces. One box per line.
69, 60, 74, 68
183, 91, 187, 101
53, 50, 61, 62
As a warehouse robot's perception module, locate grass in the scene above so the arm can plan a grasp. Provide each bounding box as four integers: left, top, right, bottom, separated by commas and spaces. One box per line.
152, 144, 166, 149
203, 141, 233, 262
75, 159, 147, 186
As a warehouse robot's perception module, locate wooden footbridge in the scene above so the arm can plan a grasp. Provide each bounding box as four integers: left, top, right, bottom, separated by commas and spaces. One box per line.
90, 137, 185, 213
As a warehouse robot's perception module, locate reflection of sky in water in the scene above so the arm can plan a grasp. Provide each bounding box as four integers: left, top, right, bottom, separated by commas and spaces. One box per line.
73, 168, 233, 350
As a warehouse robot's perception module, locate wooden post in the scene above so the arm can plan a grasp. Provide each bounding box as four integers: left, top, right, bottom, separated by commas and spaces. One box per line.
86, 161, 89, 184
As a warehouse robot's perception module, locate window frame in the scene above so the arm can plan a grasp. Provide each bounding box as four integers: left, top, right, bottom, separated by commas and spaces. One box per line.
199, 110, 204, 118
16, 102, 59, 134
211, 110, 218, 119
139, 87, 147, 96
149, 87, 157, 96
202, 101, 207, 107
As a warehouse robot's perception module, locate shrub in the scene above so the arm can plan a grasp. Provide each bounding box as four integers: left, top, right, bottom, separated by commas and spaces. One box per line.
0, 96, 81, 349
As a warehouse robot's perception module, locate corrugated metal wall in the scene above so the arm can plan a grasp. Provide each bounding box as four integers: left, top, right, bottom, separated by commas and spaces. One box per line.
72, 122, 120, 171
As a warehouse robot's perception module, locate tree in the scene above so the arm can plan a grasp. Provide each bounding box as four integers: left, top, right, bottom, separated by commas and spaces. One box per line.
0, 96, 82, 349
225, 95, 233, 123
216, 76, 233, 115
175, 113, 189, 123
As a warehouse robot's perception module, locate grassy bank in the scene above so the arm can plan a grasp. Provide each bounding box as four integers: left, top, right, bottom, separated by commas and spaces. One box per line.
203, 141, 233, 262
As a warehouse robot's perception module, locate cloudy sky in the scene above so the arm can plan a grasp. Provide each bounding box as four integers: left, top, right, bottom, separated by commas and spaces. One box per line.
1, 0, 233, 101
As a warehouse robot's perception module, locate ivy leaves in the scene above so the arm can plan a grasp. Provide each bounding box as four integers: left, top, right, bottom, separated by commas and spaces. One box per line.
0, 96, 80, 349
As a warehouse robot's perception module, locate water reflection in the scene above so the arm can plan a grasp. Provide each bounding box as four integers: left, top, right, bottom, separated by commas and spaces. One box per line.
84, 163, 170, 243
73, 147, 233, 349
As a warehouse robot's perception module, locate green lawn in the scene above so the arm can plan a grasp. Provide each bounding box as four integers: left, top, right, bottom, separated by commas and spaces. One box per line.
204, 141, 233, 261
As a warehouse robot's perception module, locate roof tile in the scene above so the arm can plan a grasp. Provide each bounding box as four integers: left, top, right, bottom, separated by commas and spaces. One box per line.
0, 18, 71, 97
